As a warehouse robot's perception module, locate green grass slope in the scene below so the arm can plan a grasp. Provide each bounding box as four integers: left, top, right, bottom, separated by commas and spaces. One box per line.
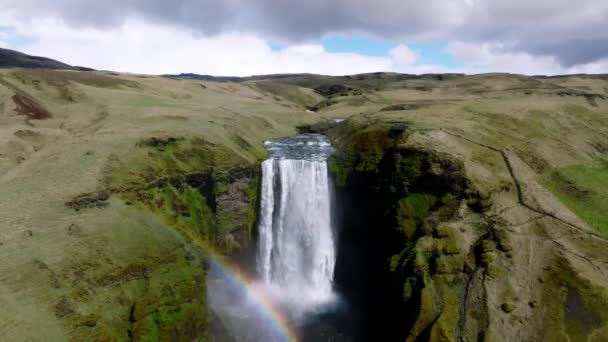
0, 68, 607, 341
0, 68, 319, 340
544, 159, 608, 233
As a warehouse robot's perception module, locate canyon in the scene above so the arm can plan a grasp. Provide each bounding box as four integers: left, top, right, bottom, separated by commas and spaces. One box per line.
0, 66, 607, 341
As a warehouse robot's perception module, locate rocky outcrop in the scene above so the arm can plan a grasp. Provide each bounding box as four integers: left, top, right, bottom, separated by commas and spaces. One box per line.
324, 119, 489, 340
323, 117, 608, 341
61, 135, 260, 340
106, 136, 261, 251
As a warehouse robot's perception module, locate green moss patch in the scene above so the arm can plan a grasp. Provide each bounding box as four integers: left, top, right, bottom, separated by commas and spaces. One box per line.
543, 159, 608, 234
328, 122, 403, 186
396, 194, 437, 239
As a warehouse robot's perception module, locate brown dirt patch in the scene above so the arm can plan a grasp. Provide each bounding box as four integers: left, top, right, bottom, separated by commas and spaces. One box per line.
12, 94, 52, 119
65, 191, 110, 210
380, 103, 429, 112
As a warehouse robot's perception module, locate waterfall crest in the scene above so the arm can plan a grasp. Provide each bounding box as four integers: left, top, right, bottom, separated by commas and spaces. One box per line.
257, 134, 336, 309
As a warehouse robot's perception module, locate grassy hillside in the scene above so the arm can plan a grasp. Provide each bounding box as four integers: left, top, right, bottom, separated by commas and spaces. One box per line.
0, 69, 319, 340
1, 68, 607, 341
544, 159, 608, 233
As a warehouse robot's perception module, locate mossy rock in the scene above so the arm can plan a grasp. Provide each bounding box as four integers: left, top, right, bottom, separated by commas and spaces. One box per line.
421, 220, 436, 236
353, 127, 393, 173
438, 238, 462, 256
433, 225, 464, 257
434, 254, 467, 275
481, 251, 494, 267
397, 194, 438, 239
327, 121, 411, 186
407, 285, 443, 341
403, 277, 418, 302
495, 230, 513, 252
429, 281, 463, 341
481, 240, 496, 254
467, 190, 494, 212
435, 225, 451, 238
414, 250, 433, 276
501, 302, 516, 313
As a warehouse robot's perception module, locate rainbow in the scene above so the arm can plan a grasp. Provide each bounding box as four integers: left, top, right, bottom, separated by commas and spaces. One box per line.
131, 211, 298, 340
204, 247, 300, 342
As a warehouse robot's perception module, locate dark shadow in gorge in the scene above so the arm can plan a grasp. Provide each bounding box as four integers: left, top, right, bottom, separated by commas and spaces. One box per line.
301, 141, 471, 341
210, 127, 475, 341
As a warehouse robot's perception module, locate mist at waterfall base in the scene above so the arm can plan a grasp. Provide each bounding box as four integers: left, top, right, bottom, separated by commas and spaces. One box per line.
207, 134, 363, 341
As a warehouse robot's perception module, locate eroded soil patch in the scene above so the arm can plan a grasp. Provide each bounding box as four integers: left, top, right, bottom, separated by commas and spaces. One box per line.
12, 94, 52, 119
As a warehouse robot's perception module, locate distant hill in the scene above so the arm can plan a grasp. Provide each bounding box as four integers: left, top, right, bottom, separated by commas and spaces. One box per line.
162, 72, 467, 83
0, 48, 92, 71
533, 73, 608, 80
163, 72, 315, 82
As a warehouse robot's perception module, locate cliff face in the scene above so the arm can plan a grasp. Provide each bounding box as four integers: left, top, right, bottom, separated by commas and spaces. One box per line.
37, 135, 262, 341
115, 136, 261, 254
106, 137, 260, 340
325, 117, 608, 341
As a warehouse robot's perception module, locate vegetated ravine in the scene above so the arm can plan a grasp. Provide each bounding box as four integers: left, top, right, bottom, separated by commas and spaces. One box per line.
209, 123, 492, 341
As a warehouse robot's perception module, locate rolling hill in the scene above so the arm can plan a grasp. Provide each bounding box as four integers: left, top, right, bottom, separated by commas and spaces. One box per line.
0, 48, 92, 71
0, 52, 607, 341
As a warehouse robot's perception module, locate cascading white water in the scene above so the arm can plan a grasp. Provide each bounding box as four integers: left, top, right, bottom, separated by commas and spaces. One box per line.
257, 134, 337, 310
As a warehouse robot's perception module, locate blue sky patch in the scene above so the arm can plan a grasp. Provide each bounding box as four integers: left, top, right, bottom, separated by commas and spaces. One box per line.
408, 42, 461, 68
0, 26, 35, 48
268, 40, 287, 52
321, 35, 395, 56
319, 34, 461, 68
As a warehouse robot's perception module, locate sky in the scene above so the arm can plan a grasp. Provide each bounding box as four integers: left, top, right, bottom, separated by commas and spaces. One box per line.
0, 0, 607, 76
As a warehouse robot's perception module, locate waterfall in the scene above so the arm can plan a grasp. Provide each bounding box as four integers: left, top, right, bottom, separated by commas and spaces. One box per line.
257, 134, 336, 310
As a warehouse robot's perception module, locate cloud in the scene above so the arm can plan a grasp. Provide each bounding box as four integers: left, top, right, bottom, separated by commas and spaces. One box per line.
0, 0, 465, 40
2, 0, 608, 68
517, 39, 608, 67
6, 18, 397, 76
446, 41, 562, 75
389, 45, 419, 65
1, 2, 607, 75
447, 41, 608, 75
5, 15, 604, 76
1, 13, 469, 76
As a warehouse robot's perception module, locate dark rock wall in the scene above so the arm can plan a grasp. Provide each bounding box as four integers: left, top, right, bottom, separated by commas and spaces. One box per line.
325, 119, 492, 341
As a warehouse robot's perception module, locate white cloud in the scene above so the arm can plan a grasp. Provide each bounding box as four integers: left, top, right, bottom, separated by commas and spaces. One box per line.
1, 15, 462, 76
567, 58, 608, 74
3, 17, 398, 76
3, 0, 608, 68
446, 41, 608, 75
1, 12, 605, 76
389, 45, 419, 65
